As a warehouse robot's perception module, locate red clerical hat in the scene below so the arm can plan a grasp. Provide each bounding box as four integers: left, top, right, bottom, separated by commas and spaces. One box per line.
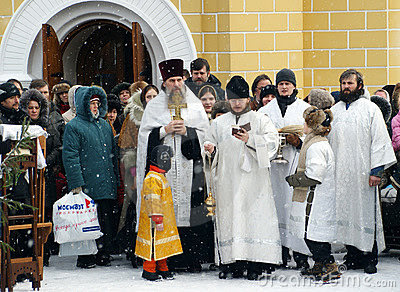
158, 59, 184, 81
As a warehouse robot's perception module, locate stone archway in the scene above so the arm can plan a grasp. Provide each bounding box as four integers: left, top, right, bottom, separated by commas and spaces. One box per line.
0, 0, 197, 87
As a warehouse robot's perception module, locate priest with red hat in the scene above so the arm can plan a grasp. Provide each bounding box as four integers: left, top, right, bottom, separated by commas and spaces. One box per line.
136, 58, 212, 272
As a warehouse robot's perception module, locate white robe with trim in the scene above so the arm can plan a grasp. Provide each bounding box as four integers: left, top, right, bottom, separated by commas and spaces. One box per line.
329, 97, 396, 253
136, 86, 209, 227
258, 98, 311, 255
289, 141, 337, 243
205, 110, 282, 264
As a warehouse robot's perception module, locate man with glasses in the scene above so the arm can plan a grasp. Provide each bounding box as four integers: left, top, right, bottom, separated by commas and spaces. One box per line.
63, 86, 119, 269
204, 76, 281, 280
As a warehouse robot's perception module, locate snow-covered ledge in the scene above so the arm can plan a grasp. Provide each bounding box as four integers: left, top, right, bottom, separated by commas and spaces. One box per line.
0, 0, 197, 87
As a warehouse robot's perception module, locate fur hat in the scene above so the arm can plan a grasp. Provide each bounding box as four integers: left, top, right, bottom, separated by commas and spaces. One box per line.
158, 59, 184, 82
308, 89, 335, 109
303, 106, 333, 136
276, 68, 296, 87
371, 95, 392, 124
226, 76, 249, 99
111, 82, 131, 97
52, 83, 71, 105
0, 82, 20, 102
107, 94, 122, 115
52, 83, 70, 95
211, 101, 230, 119
19, 89, 49, 126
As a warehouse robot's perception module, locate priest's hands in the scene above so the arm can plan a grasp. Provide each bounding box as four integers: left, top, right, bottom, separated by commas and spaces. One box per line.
204, 143, 215, 155
234, 128, 249, 143
165, 120, 187, 135
369, 175, 381, 187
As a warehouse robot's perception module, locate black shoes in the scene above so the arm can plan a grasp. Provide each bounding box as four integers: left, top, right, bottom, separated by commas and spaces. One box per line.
96, 254, 111, 267
142, 270, 162, 281
76, 255, 96, 269
364, 263, 377, 274
296, 260, 310, 272
158, 270, 175, 280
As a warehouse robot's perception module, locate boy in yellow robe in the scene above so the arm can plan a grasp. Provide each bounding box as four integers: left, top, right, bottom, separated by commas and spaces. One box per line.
135, 145, 183, 281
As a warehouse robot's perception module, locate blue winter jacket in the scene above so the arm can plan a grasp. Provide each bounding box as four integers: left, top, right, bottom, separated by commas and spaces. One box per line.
62, 86, 118, 200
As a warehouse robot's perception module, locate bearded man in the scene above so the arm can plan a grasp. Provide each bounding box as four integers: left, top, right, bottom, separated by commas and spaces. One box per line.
328, 69, 396, 274
136, 59, 211, 272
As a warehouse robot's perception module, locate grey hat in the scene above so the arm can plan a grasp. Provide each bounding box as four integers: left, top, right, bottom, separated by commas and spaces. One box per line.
308, 89, 335, 109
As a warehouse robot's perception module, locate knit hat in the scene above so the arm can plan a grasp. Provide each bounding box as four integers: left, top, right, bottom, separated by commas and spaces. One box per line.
308, 89, 335, 109
260, 84, 277, 99
90, 95, 100, 103
303, 106, 333, 136
276, 68, 296, 87
0, 82, 21, 102
111, 82, 131, 96
158, 59, 184, 82
226, 76, 249, 100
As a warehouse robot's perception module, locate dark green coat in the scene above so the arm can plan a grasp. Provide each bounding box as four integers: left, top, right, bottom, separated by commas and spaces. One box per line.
62, 86, 118, 200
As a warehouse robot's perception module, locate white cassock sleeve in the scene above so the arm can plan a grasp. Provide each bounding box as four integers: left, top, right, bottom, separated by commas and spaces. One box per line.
245, 114, 279, 169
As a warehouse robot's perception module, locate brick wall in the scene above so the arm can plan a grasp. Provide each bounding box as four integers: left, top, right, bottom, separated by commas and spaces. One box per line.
176, 0, 400, 96
1, 0, 399, 96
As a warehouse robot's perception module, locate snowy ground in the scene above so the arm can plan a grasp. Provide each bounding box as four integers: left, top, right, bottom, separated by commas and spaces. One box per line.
15, 251, 400, 291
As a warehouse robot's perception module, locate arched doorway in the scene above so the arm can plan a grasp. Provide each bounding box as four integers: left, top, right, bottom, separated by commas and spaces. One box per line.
60, 20, 152, 93
0, 0, 197, 88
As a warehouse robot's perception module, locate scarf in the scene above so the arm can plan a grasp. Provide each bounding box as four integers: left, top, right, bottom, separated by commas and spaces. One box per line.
292, 132, 327, 202
276, 89, 297, 117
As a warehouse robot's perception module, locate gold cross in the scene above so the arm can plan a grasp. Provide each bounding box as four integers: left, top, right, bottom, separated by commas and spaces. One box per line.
168, 91, 187, 120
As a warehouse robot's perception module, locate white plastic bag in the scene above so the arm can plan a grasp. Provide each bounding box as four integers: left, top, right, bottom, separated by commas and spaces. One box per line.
53, 191, 103, 244
59, 240, 98, 257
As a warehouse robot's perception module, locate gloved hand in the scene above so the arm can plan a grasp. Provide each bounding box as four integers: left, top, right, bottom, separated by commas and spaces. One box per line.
286, 133, 301, 148
285, 172, 321, 188
71, 186, 82, 194
152, 215, 164, 231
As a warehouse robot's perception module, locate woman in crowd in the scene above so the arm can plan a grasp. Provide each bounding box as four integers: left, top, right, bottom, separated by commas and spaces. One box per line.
52, 83, 71, 115
19, 89, 63, 266
198, 85, 217, 120
106, 93, 123, 135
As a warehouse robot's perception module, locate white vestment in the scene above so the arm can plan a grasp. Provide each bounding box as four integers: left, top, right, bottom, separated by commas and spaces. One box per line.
205, 110, 282, 264
329, 97, 396, 253
289, 141, 337, 243
136, 86, 209, 227
258, 98, 311, 255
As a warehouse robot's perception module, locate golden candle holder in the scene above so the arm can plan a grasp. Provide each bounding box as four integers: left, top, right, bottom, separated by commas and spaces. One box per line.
205, 191, 216, 217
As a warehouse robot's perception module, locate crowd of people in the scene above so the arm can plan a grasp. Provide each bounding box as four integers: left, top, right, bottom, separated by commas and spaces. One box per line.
0, 56, 399, 283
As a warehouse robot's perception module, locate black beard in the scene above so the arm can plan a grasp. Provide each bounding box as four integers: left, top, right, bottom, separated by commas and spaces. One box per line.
339, 88, 362, 104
